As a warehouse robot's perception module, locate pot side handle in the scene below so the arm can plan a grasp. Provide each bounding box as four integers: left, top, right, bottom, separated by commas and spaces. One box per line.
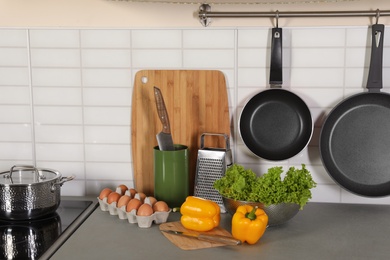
51, 175, 75, 192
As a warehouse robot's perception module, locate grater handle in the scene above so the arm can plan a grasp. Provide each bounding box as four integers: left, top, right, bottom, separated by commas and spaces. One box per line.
200, 133, 230, 150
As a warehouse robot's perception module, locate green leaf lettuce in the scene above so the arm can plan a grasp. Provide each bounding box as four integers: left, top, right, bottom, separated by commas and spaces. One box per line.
213, 164, 316, 209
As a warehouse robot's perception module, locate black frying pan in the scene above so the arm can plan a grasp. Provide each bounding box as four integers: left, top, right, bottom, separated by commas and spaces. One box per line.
320, 24, 390, 197
239, 27, 313, 161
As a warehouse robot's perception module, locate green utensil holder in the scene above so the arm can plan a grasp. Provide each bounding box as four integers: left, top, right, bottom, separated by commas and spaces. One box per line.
154, 145, 189, 208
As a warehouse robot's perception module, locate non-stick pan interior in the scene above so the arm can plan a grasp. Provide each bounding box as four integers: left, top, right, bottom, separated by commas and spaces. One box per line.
239, 88, 312, 161
320, 92, 390, 197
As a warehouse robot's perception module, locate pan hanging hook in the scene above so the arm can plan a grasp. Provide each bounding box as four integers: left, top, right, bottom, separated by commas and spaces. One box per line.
274, 11, 281, 39
375, 9, 380, 24
275, 10, 279, 28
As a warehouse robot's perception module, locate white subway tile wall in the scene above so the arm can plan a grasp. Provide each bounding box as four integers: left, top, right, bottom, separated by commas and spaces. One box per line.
0, 27, 389, 204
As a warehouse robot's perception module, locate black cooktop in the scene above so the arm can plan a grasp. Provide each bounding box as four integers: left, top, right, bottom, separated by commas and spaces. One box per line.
0, 200, 95, 260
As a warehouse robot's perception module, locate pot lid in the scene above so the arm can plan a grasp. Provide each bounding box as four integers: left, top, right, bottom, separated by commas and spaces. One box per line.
0, 165, 60, 185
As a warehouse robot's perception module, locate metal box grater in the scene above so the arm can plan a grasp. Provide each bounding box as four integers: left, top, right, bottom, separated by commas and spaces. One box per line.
194, 133, 232, 213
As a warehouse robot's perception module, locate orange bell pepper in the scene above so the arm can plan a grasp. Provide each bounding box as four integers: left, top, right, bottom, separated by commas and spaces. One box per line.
180, 196, 221, 232
232, 205, 268, 245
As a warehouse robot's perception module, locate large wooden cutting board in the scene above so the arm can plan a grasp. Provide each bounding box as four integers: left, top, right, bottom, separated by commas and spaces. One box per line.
159, 221, 233, 250
131, 70, 230, 195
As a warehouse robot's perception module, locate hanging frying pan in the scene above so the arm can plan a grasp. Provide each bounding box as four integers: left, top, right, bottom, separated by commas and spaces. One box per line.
320, 23, 390, 197
239, 27, 313, 161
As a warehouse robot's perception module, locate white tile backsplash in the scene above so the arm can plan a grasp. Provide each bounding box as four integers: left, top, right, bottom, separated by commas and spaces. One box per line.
0, 124, 32, 142
290, 68, 345, 88
84, 144, 130, 162
39, 161, 85, 177
0, 142, 33, 161
0, 86, 30, 104
0, 48, 29, 66
0, 26, 389, 203
291, 48, 345, 68
297, 88, 344, 108
31, 49, 80, 67
345, 68, 367, 87
81, 49, 131, 68
237, 29, 269, 48
290, 28, 346, 47
35, 125, 84, 143
183, 49, 235, 68
82, 69, 132, 87
0, 68, 29, 85
183, 30, 235, 48
81, 30, 131, 48
35, 143, 84, 161
132, 30, 182, 48
85, 162, 132, 180
34, 106, 83, 125
0, 105, 31, 123
83, 107, 130, 126
32, 68, 81, 87
237, 48, 268, 67
29, 30, 80, 48
84, 126, 130, 144
0, 30, 28, 47
237, 68, 268, 87
132, 49, 182, 68
346, 28, 370, 47
345, 47, 370, 67
33, 87, 82, 105
311, 184, 341, 203
83, 88, 131, 106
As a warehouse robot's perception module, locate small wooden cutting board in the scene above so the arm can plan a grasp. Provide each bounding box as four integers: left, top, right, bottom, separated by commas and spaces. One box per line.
159, 221, 234, 250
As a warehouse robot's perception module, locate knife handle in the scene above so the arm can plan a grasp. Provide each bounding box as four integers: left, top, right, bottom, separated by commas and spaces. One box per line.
154, 86, 171, 134
197, 234, 242, 246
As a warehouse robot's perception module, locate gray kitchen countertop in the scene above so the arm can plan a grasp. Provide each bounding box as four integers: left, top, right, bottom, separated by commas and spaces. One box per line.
50, 200, 390, 259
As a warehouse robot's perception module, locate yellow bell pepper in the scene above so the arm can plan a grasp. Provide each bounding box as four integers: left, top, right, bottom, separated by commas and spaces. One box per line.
180, 196, 221, 232
232, 205, 268, 245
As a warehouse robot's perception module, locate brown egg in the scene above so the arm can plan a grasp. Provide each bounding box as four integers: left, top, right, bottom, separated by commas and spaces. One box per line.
153, 201, 169, 212
99, 188, 113, 200
117, 195, 131, 208
147, 196, 157, 206
126, 198, 142, 213
137, 192, 146, 202
107, 192, 121, 204
117, 184, 128, 195
137, 203, 154, 216
128, 188, 137, 198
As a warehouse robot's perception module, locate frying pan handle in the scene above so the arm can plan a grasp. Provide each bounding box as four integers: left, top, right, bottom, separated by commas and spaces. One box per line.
367, 23, 384, 92
270, 27, 283, 87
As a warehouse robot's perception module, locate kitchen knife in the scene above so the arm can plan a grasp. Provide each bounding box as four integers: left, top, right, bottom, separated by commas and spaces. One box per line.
154, 86, 175, 151
161, 230, 242, 246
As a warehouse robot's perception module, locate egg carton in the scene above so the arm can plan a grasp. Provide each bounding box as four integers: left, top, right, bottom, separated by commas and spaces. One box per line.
97, 193, 171, 228
97, 187, 138, 214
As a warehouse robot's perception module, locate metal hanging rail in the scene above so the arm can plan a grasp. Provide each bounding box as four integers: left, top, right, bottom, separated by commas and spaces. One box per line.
198, 4, 390, 26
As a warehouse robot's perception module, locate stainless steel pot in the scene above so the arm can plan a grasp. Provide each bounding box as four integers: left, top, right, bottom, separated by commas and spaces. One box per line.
0, 165, 74, 220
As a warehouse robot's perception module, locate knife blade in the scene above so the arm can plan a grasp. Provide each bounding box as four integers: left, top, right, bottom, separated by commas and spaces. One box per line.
161, 230, 242, 246
154, 86, 175, 151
